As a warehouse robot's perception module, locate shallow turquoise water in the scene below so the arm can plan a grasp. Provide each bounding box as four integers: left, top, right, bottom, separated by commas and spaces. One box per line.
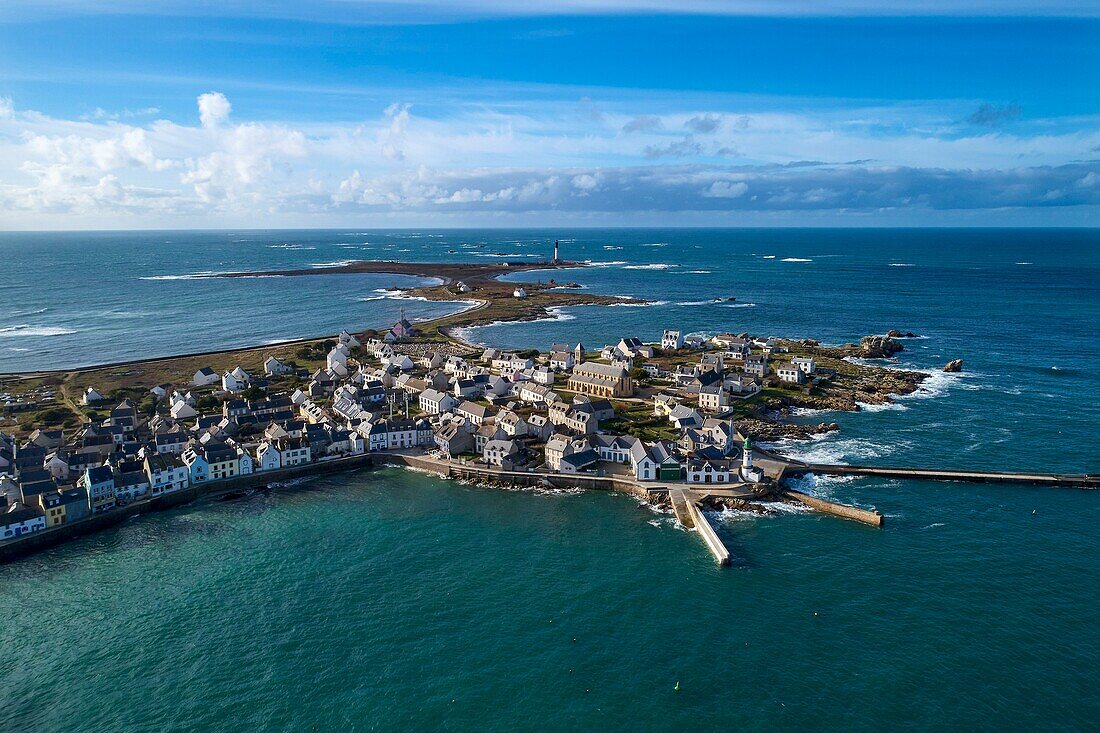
1, 228, 1098, 730
2, 468, 1098, 731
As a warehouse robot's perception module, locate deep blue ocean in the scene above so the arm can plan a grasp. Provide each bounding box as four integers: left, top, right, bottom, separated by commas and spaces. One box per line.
1, 229, 1098, 731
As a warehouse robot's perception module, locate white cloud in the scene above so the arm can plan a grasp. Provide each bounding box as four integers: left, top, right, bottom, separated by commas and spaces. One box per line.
197, 92, 231, 128
702, 180, 748, 198
0, 91, 1098, 227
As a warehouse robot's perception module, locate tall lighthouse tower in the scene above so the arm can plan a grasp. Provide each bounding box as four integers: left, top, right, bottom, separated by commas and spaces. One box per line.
553, 239, 559, 263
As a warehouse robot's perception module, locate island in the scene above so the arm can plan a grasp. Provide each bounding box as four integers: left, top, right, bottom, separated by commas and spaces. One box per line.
2, 258, 1093, 564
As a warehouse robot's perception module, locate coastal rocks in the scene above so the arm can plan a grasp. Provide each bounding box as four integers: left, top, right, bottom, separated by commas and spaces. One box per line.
857, 335, 905, 358
886, 329, 919, 338
737, 418, 838, 442
943, 359, 964, 373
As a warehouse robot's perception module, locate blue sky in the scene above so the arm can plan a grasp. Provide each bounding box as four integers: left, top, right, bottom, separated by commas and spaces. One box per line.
0, 1, 1097, 228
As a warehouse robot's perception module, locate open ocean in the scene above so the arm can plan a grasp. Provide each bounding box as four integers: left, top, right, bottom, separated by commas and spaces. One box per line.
1, 228, 1099, 731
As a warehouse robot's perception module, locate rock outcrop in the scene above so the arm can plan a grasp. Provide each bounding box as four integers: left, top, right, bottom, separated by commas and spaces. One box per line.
886, 329, 919, 338
858, 335, 905, 358
943, 359, 964, 373
737, 419, 839, 442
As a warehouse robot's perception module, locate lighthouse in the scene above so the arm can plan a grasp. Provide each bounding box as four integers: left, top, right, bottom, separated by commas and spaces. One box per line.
740, 436, 762, 483
553, 239, 559, 263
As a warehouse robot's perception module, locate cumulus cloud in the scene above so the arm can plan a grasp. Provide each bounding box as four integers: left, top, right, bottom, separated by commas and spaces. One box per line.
644, 138, 703, 159
966, 103, 1022, 127
326, 162, 1100, 214
702, 180, 748, 198
0, 92, 1097, 226
197, 92, 231, 128
621, 115, 662, 133
684, 114, 721, 134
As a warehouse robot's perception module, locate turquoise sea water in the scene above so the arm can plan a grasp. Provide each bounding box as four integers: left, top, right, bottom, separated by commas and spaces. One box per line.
1, 229, 1099, 730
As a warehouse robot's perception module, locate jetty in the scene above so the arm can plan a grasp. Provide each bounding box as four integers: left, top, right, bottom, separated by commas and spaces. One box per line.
784, 464, 1099, 490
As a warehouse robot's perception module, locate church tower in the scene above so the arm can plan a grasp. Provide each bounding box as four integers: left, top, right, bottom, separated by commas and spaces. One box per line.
574, 342, 585, 363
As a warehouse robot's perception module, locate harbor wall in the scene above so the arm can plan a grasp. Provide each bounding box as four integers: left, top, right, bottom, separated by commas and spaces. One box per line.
0, 454, 375, 563
784, 488, 884, 527
373, 453, 652, 498
687, 502, 731, 566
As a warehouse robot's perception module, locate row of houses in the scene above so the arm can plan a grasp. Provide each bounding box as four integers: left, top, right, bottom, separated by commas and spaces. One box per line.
4, 322, 787, 542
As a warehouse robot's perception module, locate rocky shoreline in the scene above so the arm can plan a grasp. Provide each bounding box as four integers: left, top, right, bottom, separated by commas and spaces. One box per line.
735, 331, 930, 441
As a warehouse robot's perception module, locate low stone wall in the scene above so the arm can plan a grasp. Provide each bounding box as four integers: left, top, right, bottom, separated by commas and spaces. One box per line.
0, 454, 375, 563
2, 451, 664, 564
374, 453, 651, 499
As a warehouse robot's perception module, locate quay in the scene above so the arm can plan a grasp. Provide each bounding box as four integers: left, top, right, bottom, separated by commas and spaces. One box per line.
784, 464, 1100, 490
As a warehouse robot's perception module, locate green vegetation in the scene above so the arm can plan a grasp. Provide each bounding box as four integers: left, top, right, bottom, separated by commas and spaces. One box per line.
603, 402, 679, 442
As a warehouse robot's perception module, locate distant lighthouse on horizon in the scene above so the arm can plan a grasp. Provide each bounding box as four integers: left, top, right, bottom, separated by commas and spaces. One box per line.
553, 239, 559, 263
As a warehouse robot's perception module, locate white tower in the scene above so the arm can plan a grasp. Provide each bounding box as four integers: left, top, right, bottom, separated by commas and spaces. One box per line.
742, 436, 753, 471
553, 239, 559, 263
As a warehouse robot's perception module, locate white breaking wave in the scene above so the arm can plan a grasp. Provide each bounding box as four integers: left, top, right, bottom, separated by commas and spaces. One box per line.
856, 401, 909, 412
641, 242, 669, 247
888, 263, 913, 267
676, 300, 712, 306
12, 307, 48, 316
1015, 262, 1033, 265
722, 302, 757, 308
583, 260, 627, 267
140, 271, 285, 280
603, 245, 624, 250
0, 325, 78, 337
268, 244, 316, 250
309, 260, 357, 268
607, 300, 668, 307
843, 356, 961, 401
762, 255, 776, 259
687, 270, 712, 274
782, 472, 859, 499
781, 257, 812, 263
623, 263, 677, 270
763, 435, 899, 466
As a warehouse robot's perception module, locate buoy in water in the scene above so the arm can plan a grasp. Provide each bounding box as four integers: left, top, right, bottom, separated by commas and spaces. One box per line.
674, 681, 681, 692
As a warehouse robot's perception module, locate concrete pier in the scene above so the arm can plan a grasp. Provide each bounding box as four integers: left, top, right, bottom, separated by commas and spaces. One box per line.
687, 501, 731, 566
784, 488, 884, 527
786, 464, 1099, 489
668, 488, 696, 529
